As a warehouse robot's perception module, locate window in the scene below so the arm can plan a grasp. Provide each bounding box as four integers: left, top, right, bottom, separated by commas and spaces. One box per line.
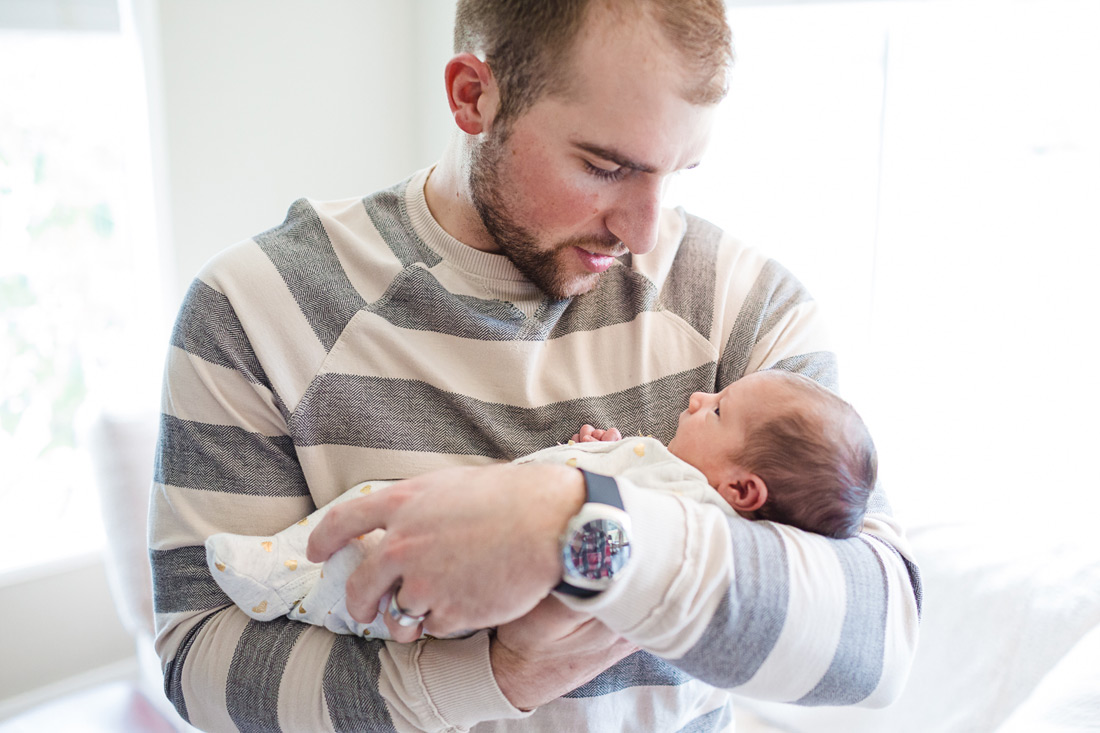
668, 0, 1100, 530
0, 15, 164, 576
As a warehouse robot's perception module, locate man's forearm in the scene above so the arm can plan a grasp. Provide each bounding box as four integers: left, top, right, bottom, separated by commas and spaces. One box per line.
490, 596, 639, 711
490, 636, 636, 711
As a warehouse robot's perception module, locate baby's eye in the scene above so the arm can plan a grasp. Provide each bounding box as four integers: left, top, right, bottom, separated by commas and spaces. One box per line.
714, 406, 720, 417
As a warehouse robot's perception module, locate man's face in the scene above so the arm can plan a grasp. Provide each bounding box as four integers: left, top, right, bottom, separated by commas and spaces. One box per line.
467, 8, 718, 299
667, 373, 790, 488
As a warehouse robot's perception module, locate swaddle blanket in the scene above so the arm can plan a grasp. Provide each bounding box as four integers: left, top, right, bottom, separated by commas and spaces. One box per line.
205, 437, 731, 639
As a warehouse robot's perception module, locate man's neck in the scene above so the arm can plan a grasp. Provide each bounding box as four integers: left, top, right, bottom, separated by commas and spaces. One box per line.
423, 142, 499, 254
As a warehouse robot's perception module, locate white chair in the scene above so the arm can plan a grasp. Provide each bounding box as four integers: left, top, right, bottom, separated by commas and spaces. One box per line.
87, 409, 198, 732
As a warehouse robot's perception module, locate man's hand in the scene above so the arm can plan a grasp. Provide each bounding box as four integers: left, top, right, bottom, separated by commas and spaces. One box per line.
306, 463, 585, 638
491, 596, 638, 710
571, 424, 623, 443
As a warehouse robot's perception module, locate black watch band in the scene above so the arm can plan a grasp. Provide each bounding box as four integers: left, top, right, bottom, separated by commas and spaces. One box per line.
579, 469, 625, 510
554, 469, 625, 598
555, 580, 604, 598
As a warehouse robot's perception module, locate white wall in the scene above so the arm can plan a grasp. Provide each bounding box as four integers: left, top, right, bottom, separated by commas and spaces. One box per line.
149, 0, 457, 301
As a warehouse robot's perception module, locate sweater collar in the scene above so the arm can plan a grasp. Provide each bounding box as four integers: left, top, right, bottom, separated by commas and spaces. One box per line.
404, 167, 540, 292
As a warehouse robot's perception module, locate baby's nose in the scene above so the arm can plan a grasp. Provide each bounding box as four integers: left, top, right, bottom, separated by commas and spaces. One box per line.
688, 392, 706, 413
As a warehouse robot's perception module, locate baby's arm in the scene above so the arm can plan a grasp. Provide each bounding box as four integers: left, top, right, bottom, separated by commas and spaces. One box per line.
572, 424, 623, 443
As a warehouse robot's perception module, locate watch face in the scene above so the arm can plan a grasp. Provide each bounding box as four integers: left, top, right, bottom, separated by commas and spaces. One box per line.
564, 518, 632, 585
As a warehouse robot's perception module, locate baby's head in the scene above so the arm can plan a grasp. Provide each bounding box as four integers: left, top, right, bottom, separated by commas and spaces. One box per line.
666, 370, 877, 539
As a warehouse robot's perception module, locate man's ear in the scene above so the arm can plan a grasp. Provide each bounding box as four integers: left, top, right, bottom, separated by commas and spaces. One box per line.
444, 53, 499, 135
717, 474, 768, 513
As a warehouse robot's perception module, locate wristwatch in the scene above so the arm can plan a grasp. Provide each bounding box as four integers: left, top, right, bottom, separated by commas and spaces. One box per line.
554, 469, 633, 598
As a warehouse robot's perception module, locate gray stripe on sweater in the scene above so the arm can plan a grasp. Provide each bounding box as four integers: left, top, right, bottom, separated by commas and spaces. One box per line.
366, 262, 662, 342
172, 280, 267, 385
660, 212, 721, 340
290, 365, 716, 456
367, 267, 531, 341
866, 482, 892, 515
717, 259, 813, 386
865, 533, 923, 618
323, 636, 396, 732
672, 520, 789, 687
155, 414, 309, 497
796, 536, 888, 705
163, 610, 221, 723
548, 263, 661, 338
903, 553, 924, 618
562, 651, 692, 698
362, 182, 443, 269
170, 278, 289, 420
226, 618, 306, 732
768, 351, 839, 392
254, 198, 367, 352
150, 546, 231, 613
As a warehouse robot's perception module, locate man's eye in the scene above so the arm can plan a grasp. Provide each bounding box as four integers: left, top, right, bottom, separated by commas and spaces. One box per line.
584, 160, 627, 182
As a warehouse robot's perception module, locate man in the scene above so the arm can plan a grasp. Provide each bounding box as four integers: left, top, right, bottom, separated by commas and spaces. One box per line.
150, 0, 921, 730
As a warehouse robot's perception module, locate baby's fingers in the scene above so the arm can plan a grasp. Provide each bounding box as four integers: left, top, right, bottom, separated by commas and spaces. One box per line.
573, 424, 597, 442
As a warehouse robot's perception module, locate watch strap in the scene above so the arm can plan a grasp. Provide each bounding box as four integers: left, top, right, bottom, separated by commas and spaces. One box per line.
554, 580, 601, 598
578, 469, 623, 509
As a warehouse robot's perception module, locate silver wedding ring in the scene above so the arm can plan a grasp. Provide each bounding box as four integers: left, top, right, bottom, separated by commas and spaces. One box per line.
387, 589, 427, 627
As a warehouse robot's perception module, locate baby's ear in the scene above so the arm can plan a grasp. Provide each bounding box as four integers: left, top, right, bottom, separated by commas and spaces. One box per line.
717, 473, 768, 513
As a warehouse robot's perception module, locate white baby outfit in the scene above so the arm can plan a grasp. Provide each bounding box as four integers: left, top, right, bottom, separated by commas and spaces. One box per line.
205, 437, 734, 640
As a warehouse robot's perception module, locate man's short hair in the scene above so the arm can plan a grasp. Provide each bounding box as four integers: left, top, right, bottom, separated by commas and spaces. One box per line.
733, 372, 878, 539
454, 0, 733, 130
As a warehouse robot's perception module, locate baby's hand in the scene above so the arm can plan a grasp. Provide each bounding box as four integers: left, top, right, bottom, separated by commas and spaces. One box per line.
571, 425, 623, 443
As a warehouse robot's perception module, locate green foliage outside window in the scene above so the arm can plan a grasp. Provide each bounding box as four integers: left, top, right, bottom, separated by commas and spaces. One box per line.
0, 33, 155, 574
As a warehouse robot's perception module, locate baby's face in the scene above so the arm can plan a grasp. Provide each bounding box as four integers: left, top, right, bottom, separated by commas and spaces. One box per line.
667, 372, 790, 486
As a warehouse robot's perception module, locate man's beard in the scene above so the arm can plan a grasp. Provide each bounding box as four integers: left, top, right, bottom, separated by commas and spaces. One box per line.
469, 128, 620, 300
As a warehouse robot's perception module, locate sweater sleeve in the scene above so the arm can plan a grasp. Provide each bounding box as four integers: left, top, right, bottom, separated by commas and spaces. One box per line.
559, 485, 921, 706
556, 251, 922, 707
149, 254, 528, 731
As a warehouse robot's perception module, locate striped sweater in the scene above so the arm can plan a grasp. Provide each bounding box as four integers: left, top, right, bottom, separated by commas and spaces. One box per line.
150, 167, 921, 732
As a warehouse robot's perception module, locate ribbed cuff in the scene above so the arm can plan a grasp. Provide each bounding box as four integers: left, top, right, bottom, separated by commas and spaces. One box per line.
418, 630, 532, 728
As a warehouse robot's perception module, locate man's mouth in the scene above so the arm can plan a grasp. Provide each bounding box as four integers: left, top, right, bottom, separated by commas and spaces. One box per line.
573, 246, 624, 273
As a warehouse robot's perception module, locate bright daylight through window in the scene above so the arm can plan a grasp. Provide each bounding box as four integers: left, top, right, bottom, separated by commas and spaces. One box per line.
0, 28, 162, 577
670, 0, 1099, 527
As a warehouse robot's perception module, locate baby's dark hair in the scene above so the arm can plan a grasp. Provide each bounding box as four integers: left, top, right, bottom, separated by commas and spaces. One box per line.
733, 371, 878, 539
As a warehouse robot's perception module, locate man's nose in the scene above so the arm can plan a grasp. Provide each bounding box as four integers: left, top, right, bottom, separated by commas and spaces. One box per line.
605, 176, 664, 256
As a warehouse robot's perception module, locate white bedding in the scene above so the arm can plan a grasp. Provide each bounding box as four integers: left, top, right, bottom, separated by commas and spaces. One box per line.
734, 516, 1100, 732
